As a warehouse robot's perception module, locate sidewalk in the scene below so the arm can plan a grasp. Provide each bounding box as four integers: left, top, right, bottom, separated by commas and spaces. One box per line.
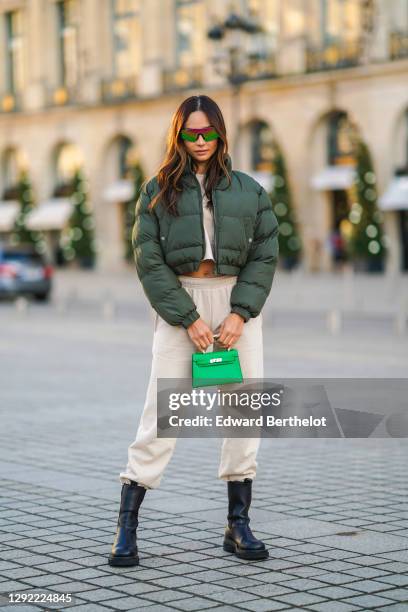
49, 266, 408, 317
1, 438, 407, 612
0, 276, 407, 611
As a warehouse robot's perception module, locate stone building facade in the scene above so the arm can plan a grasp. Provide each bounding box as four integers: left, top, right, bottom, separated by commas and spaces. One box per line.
0, 0, 407, 273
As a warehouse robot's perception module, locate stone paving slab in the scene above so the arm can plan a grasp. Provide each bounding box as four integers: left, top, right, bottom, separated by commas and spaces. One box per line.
310, 531, 408, 555
1, 282, 408, 611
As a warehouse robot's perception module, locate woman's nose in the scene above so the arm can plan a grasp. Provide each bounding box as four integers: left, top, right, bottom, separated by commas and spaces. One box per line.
197, 134, 205, 144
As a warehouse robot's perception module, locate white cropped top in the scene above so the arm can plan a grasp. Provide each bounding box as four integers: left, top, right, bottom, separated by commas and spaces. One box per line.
195, 173, 215, 262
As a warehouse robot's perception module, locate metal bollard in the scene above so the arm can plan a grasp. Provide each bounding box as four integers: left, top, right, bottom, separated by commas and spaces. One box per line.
55, 298, 67, 314
102, 299, 116, 320
341, 265, 355, 309
15, 296, 29, 315
65, 288, 78, 311
327, 308, 342, 335
394, 300, 407, 336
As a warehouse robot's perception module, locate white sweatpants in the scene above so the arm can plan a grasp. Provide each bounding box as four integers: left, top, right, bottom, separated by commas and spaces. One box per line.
119, 274, 264, 489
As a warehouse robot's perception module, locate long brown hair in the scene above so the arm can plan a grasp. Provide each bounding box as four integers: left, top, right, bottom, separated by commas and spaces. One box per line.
148, 95, 231, 216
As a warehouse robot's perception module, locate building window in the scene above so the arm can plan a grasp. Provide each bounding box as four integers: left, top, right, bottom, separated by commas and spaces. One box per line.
306, 0, 361, 46
175, 0, 205, 68
327, 111, 355, 165
246, 0, 279, 59
321, 0, 340, 45
281, 0, 304, 37
4, 10, 25, 94
247, 0, 279, 29
56, 0, 78, 89
111, 0, 141, 78
251, 121, 276, 171
2, 148, 27, 198
306, 0, 362, 70
54, 143, 83, 196
389, 0, 408, 34
117, 136, 138, 178
325, 0, 360, 44
389, 0, 408, 60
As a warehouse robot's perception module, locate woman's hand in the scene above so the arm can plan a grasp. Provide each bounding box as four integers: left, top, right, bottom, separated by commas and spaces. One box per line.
187, 317, 214, 352
214, 313, 245, 350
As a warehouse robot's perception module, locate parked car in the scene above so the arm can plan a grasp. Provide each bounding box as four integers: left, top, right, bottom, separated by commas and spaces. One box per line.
0, 244, 53, 302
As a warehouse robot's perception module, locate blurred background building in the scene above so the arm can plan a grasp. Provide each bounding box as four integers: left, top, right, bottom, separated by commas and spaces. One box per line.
0, 0, 407, 274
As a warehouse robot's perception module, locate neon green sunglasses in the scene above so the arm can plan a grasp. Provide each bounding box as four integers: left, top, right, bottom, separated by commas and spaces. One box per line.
180, 126, 220, 142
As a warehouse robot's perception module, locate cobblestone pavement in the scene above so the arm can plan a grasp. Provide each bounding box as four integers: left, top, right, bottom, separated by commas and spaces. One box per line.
1, 272, 407, 612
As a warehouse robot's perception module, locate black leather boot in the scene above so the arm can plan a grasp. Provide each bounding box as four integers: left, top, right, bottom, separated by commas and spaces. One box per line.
223, 479, 269, 560
108, 481, 146, 566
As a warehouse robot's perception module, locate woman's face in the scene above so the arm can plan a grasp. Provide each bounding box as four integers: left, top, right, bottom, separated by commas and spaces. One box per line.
182, 111, 218, 168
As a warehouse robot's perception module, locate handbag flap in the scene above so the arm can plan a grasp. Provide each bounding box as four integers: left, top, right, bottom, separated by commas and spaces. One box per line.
192, 349, 238, 366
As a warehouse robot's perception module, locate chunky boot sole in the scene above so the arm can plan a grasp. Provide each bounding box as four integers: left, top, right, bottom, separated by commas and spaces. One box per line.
108, 554, 139, 567
223, 538, 269, 561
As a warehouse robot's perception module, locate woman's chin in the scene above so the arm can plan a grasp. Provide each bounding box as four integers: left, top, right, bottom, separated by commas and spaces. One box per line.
194, 154, 214, 164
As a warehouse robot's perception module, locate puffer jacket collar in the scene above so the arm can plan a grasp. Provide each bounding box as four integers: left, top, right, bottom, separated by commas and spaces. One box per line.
182, 153, 232, 190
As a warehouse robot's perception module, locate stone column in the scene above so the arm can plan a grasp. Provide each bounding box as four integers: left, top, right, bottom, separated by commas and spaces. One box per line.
24, 0, 47, 110
78, 0, 103, 104
139, 0, 162, 97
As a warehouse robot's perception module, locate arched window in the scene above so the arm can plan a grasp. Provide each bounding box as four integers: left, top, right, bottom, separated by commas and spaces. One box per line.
251, 121, 276, 171
2, 147, 27, 199
327, 111, 356, 165
117, 136, 138, 178
54, 143, 83, 196
102, 135, 139, 203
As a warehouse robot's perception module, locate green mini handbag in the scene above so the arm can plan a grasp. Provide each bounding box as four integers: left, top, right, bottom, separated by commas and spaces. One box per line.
192, 348, 243, 388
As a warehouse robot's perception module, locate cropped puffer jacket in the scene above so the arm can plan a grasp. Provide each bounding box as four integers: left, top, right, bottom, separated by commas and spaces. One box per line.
132, 154, 279, 329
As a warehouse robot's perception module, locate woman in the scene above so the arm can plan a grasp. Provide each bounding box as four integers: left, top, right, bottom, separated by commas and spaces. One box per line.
109, 95, 279, 566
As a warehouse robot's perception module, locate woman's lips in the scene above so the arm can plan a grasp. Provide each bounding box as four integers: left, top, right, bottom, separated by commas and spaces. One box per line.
196, 150, 209, 154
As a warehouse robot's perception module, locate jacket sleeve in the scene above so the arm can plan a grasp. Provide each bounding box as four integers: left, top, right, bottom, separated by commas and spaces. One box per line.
230, 185, 279, 322
132, 186, 201, 329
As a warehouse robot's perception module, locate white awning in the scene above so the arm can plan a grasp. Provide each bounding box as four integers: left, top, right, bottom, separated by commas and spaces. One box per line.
103, 179, 133, 203
311, 165, 356, 191
378, 176, 408, 211
0, 200, 19, 232
25, 198, 73, 231
246, 171, 275, 193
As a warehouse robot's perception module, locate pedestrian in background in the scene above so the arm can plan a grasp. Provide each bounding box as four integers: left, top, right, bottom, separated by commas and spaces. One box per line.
109, 94, 279, 566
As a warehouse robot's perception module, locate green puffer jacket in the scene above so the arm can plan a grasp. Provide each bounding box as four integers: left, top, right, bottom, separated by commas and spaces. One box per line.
132, 154, 279, 329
